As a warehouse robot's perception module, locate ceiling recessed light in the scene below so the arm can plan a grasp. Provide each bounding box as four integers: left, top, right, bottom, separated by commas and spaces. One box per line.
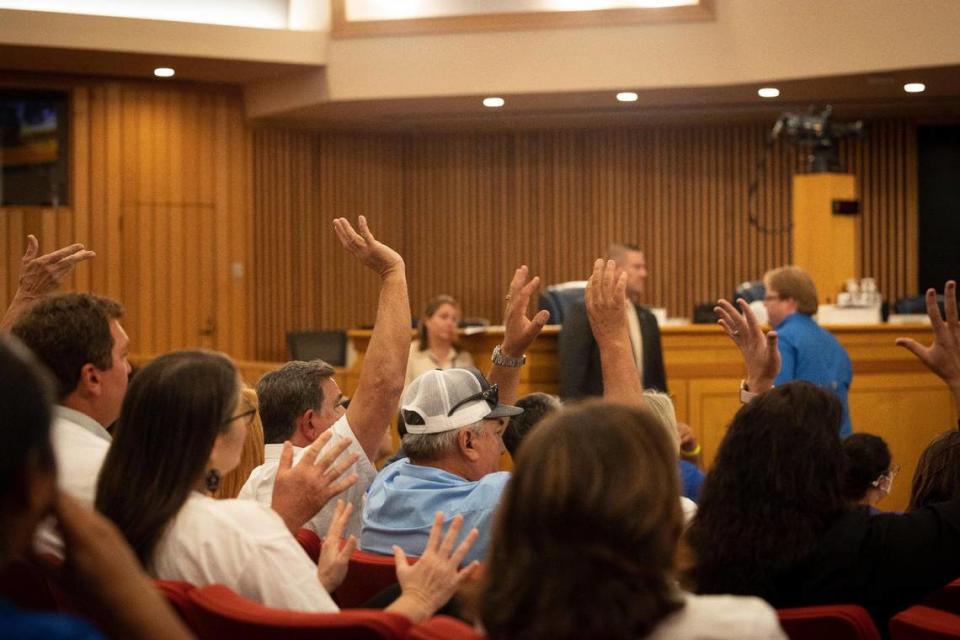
154, 67, 176, 78
616, 91, 639, 102
903, 82, 926, 94
757, 87, 780, 98
482, 97, 505, 108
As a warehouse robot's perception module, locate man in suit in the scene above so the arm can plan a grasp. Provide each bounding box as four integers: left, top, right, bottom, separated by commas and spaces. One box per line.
558, 243, 667, 398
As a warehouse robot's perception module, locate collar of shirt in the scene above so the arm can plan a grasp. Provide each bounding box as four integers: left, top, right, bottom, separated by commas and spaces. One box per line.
263, 443, 294, 461
775, 312, 812, 330
55, 405, 111, 443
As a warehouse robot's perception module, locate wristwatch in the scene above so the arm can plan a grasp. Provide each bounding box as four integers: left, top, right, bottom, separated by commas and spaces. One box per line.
739, 380, 759, 404
492, 344, 526, 368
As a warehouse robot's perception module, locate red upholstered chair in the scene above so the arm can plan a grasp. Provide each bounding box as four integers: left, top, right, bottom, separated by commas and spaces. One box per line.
295, 528, 322, 563
777, 605, 882, 640
889, 605, 960, 639
154, 580, 199, 629
408, 615, 486, 640
188, 583, 412, 639
925, 578, 960, 615
334, 549, 415, 609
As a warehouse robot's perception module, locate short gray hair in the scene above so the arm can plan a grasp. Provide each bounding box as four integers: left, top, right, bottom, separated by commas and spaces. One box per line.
257, 360, 335, 444
404, 420, 485, 462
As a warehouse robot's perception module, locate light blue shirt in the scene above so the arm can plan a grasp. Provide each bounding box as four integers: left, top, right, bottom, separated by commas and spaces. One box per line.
774, 313, 853, 437
360, 459, 510, 564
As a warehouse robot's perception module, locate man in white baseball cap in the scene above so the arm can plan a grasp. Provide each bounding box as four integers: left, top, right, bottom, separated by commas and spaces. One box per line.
360, 266, 550, 564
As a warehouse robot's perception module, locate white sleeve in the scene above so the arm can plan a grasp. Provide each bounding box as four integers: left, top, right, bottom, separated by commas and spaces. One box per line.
234, 533, 339, 613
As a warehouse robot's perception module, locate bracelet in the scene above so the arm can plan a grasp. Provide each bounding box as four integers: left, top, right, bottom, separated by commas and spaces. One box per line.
681, 443, 701, 457
491, 344, 526, 368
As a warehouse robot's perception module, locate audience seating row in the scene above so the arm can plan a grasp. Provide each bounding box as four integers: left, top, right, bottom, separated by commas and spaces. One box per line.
5, 553, 960, 638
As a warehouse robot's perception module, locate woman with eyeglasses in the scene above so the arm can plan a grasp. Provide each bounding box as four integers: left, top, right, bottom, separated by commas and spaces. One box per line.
692, 284, 960, 628
841, 433, 897, 513
95, 350, 478, 620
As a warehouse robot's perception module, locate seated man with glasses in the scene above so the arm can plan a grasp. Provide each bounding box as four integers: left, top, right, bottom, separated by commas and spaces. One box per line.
761, 266, 853, 436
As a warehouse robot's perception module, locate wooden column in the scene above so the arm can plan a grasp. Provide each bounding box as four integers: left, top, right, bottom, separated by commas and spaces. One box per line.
791, 173, 859, 303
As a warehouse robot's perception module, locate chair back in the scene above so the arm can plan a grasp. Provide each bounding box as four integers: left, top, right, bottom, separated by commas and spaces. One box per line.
408, 615, 486, 640
155, 580, 199, 629
924, 577, 960, 615
777, 604, 881, 640
889, 605, 960, 639
188, 584, 412, 639
538, 282, 586, 326
334, 549, 414, 609
296, 528, 322, 563
287, 331, 347, 366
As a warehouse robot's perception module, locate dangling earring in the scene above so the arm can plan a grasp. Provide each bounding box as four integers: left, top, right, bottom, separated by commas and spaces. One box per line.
205, 469, 221, 493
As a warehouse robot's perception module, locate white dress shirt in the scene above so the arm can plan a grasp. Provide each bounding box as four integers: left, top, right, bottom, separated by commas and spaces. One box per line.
152, 493, 339, 612
239, 414, 377, 538
51, 405, 112, 505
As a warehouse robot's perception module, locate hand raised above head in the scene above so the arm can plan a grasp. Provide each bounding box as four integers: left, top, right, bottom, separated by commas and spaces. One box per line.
896, 280, 960, 392
585, 258, 628, 345
332, 216, 404, 278
714, 298, 780, 393
271, 431, 360, 533
17, 234, 96, 299
500, 265, 550, 359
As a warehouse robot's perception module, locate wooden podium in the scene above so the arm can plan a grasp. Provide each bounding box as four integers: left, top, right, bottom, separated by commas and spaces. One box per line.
791, 173, 859, 304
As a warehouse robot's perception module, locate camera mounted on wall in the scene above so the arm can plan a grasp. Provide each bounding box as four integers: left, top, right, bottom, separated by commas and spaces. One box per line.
772, 105, 865, 173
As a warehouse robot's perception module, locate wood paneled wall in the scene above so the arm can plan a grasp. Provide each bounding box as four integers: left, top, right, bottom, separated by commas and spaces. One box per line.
252, 120, 917, 362
1, 78, 252, 359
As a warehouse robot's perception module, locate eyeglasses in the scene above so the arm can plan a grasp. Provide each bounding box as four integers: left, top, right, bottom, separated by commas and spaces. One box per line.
872, 463, 901, 487
447, 383, 499, 417
763, 294, 783, 302
221, 408, 257, 427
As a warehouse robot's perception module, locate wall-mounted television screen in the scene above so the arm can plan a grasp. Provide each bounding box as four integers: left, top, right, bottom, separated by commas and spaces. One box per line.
0, 90, 70, 207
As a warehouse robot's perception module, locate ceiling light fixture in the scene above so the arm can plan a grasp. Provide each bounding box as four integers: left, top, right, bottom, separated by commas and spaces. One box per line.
616, 91, 639, 102
757, 87, 780, 98
154, 67, 176, 78
903, 82, 926, 94
482, 97, 505, 108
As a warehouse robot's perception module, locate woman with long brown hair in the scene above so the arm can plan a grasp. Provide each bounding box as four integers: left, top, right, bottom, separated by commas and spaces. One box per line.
478, 401, 784, 640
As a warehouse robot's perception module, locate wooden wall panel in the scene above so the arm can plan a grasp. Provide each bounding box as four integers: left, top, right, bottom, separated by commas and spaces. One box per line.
252, 119, 917, 362
0, 77, 252, 359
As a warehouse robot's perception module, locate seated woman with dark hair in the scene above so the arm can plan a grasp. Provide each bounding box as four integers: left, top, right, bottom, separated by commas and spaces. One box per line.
96, 350, 478, 621
689, 282, 960, 625
841, 433, 896, 512
909, 430, 960, 510
477, 401, 784, 640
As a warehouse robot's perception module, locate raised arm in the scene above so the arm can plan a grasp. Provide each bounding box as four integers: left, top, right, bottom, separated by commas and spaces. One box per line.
714, 297, 781, 395
487, 266, 549, 406
1, 235, 95, 333
333, 216, 410, 461
896, 280, 960, 414
584, 258, 644, 406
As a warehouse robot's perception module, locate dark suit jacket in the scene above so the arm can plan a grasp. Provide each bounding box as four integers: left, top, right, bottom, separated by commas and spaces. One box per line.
557, 299, 667, 399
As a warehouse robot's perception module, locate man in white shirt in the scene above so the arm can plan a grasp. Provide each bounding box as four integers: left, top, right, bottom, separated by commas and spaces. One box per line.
12, 293, 131, 505
240, 216, 411, 538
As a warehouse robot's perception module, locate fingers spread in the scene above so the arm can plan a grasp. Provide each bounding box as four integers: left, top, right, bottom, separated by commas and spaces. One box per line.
895, 337, 926, 360
439, 514, 464, 556
424, 511, 444, 551
301, 431, 335, 466
946, 281, 958, 328
450, 527, 479, 567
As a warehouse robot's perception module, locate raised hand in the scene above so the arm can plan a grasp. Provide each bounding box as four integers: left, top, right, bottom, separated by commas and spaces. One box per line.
316, 500, 357, 592
387, 512, 479, 623
16, 234, 96, 299
271, 431, 360, 533
714, 298, 780, 393
500, 265, 550, 359
585, 258, 629, 346
896, 281, 960, 395
332, 216, 404, 278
